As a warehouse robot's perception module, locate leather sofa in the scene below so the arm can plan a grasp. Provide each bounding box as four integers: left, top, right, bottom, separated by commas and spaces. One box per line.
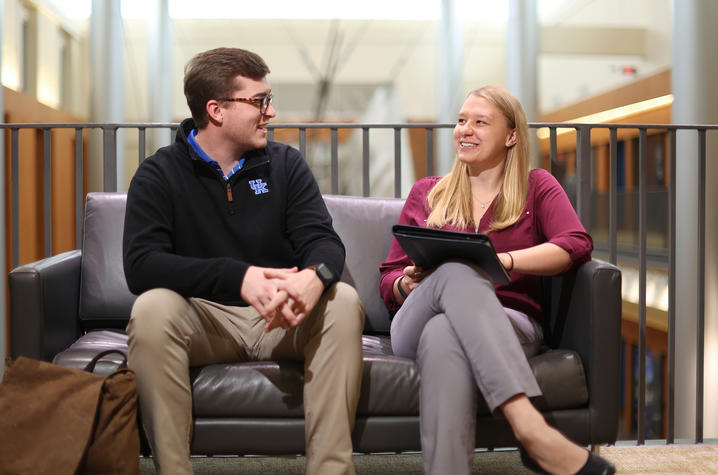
9, 192, 621, 455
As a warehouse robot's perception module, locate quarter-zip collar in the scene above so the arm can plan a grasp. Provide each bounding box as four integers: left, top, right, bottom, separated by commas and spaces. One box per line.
187, 128, 245, 181
177, 118, 271, 184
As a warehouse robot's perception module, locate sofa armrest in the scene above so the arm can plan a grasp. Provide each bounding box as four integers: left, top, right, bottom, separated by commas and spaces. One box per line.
9, 250, 83, 361
543, 259, 622, 443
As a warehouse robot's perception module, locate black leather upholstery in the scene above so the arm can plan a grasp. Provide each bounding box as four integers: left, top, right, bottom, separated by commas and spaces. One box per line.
79, 193, 137, 328
324, 195, 404, 333
9, 192, 622, 454
9, 249, 82, 362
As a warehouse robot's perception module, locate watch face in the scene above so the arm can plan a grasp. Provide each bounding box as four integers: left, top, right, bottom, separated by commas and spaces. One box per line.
316, 263, 334, 284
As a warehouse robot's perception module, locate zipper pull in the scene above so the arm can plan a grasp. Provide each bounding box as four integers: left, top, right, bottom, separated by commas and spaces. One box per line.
226, 182, 233, 202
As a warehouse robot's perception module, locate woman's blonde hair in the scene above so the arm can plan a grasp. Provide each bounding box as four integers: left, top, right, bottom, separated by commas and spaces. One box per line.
426, 85, 530, 232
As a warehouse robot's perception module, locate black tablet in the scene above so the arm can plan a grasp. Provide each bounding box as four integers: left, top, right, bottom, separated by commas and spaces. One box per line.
392, 224, 510, 285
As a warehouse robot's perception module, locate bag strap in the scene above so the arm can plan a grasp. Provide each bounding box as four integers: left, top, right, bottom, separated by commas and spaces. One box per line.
84, 349, 129, 373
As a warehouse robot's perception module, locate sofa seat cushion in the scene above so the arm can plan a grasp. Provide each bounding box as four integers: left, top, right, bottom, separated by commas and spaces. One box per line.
52, 329, 130, 375
191, 335, 421, 418
53, 330, 588, 417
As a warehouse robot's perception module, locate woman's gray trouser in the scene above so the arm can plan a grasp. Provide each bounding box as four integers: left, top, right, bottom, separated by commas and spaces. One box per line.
390, 262, 543, 475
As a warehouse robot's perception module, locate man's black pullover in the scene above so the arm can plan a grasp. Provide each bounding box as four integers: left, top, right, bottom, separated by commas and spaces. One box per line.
123, 118, 345, 306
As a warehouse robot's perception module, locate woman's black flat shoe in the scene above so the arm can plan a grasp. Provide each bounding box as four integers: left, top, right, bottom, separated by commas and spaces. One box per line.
519, 446, 616, 475
575, 452, 616, 475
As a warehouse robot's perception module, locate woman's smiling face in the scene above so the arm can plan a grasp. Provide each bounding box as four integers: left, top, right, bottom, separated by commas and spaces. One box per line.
453, 94, 516, 175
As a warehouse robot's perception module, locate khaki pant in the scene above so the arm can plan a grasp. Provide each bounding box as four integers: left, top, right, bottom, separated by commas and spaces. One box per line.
126, 283, 365, 475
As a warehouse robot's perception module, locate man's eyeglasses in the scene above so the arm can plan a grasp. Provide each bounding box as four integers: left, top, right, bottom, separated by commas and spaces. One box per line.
219, 94, 273, 115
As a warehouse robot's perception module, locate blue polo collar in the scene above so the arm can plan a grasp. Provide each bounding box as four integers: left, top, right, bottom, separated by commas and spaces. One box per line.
188, 129, 245, 181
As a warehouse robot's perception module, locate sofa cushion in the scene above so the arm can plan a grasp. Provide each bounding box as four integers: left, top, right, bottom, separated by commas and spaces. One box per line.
530, 350, 588, 411
79, 193, 136, 328
54, 330, 588, 417
323, 195, 404, 333
52, 329, 130, 375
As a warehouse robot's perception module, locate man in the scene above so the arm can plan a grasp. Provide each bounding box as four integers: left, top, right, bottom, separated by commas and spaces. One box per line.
123, 47, 365, 474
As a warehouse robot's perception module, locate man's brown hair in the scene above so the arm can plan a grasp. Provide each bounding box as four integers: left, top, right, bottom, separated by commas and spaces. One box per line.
184, 47, 270, 128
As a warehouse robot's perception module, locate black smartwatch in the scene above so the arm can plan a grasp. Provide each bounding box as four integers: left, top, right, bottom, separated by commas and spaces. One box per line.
313, 263, 335, 288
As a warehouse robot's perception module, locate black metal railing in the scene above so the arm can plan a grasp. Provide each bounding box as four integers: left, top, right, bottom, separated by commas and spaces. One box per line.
2, 120, 716, 444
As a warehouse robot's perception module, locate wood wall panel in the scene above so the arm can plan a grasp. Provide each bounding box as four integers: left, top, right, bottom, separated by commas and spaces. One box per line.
4, 86, 84, 270
50, 128, 79, 254
18, 129, 43, 263
540, 69, 671, 123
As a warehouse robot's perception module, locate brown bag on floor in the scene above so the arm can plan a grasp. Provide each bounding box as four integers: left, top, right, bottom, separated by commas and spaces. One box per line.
0, 350, 140, 474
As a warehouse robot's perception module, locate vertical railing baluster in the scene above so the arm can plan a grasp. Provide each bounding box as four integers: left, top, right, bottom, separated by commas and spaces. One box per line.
548, 127, 558, 173
576, 126, 592, 229
426, 128, 434, 177
667, 128, 677, 444
637, 128, 648, 444
330, 128, 338, 195
608, 128, 617, 265
11, 128, 20, 268
299, 128, 306, 159
394, 127, 401, 198
696, 128, 706, 444
43, 128, 52, 257
103, 126, 118, 192
138, 127, 146, 164
362, 127, 370, 197
75, 128, 83, 248
268, 127, 274, 142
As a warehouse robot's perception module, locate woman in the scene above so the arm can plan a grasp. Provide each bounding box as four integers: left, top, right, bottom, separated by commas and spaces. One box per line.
379, 86, 615, 475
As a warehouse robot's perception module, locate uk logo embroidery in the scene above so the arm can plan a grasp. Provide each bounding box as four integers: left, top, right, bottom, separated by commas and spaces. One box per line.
249, 179, 269, 195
